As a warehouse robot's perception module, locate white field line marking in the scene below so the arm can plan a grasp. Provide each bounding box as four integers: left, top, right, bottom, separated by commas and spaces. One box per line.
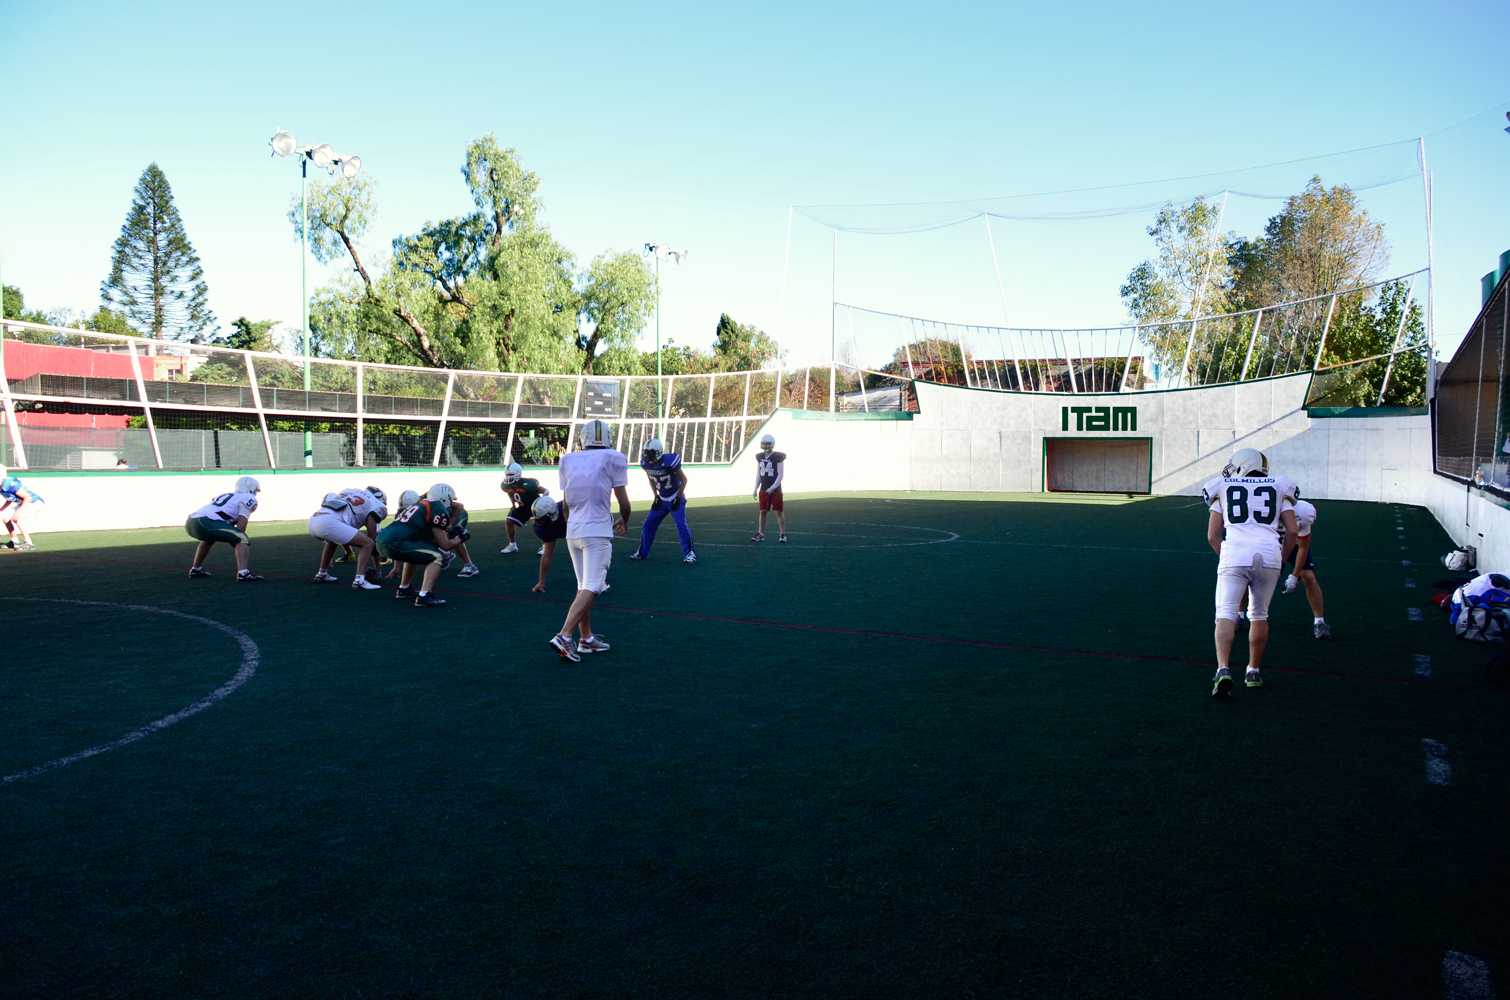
1408, 608, 1425, 621
1443, 951, 1495, 999
1405, 578, 1417, 588
1415, 654, 1432, 677
2, 598, 259, 785
646, 521, 960, 550
1423, 740, 1453, 786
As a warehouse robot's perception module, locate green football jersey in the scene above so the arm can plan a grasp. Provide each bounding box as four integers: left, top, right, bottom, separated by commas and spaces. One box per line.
379, 499, 451, 546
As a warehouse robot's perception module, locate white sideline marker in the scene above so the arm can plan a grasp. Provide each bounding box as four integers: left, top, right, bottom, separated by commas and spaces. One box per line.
1415, 654, 1432, 677
1406, 578, 1417, 588
1443, 951, 1495, 999
1423, 740, 1453, 786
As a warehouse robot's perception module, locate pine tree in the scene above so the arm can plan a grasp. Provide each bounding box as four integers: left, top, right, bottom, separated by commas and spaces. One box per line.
101, 163, 215, 339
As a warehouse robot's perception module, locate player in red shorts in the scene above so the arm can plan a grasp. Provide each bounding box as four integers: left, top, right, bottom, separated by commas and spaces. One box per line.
751, 433, 787, 542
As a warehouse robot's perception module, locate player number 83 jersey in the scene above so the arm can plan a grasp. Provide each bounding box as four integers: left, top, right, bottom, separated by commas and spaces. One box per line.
1202, 474, 1299, 569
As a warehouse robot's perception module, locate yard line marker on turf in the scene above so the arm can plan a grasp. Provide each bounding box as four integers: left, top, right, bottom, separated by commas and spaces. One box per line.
1, 599, 259, 785
1415, 654, 1432, 677
1443, 952, 1495, 999
1423, 740, 1453, 785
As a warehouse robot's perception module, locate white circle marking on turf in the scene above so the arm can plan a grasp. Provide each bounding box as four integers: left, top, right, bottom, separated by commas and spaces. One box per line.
631, 521, 960, 549
2, 598, 259, 785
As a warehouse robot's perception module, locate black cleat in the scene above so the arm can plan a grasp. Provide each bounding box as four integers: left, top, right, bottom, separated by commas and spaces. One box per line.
236, 571, 264, 582
188, 567, 211, 578
395, 585, 415, 600
414, 593, 447, 607
1212, 671, 1233, 699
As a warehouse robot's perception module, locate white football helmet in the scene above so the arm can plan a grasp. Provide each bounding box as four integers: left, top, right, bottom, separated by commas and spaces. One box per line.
399, 489, 421, 508
533, 495, 560, 521
502, 462, 523, 485
235, 475, 261, 493
427, 483, 456, 503
759, 434, 775, 451
642, 438, 664, 464
1223, 448, 1269, 478
365, 486, 386, 505
579, 419, 614, 449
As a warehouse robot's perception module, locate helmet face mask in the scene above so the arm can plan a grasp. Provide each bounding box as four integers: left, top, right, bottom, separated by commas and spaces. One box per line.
235, 475, 261, 494
579, 419, 614, 449
1222, 448, 1269, 478
427, 483, 456, 503
533, 495, 560, 521
502, 462, 523, 485
642, 438, 664, 465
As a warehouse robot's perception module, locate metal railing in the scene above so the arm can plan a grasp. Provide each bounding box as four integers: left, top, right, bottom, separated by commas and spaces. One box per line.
0, 321, 915, 471
839, 269, 1427, 394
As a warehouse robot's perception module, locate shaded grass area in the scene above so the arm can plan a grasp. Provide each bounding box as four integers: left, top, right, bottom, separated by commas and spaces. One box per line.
2, 493, 1506, 998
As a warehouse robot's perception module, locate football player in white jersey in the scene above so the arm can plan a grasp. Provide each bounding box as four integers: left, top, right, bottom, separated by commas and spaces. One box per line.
1202, 448, 1300, 698
1280, 499, 1330, 639
186, 476, 263, 581
309, 486, 388, 591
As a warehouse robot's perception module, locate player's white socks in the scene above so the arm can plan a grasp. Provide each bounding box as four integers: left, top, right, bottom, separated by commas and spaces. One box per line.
1314, 617, 1326, 625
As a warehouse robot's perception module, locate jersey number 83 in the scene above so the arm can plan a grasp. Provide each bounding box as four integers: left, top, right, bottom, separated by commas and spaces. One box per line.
1224, 484, 1278, 524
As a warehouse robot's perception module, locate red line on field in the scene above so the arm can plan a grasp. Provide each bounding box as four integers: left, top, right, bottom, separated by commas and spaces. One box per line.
25, 552, 1496, 693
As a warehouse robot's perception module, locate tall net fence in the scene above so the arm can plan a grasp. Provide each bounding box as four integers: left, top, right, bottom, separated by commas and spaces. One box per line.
1436, 273, 1508, 489
838, 270, 1427, 394
0, 321, 894, 472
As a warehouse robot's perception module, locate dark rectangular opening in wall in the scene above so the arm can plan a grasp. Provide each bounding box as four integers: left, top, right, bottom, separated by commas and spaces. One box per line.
1045, 438, 1152, 494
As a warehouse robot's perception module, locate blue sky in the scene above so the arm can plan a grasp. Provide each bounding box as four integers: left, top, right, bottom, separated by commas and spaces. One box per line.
3, 0, 1507, 366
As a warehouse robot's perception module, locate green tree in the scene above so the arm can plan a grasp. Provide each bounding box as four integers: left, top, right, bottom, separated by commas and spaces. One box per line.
1120, 196, 1236, 369
227, 316, 279, 352
1232, 177, 1388, 309
101, 163, 215, 339
302, 135, 657, 378
85, 306, 133, 336
579, 252, 656, 373
711, 313, 781, 371
2, 285, 50, 324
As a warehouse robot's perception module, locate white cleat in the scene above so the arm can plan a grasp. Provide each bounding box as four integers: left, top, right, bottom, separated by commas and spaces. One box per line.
351, 575, 381, 591
314, 569, 339, 583
500, 542, 519, 554
683, 552, 698, 564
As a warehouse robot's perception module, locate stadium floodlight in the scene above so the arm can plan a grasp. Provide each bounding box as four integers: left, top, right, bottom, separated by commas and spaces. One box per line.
267, 129, 363, 467
643, 242, 689, 427
269, 130, 298, 158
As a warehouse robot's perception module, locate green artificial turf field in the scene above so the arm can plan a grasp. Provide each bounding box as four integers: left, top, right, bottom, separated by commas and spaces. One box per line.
2, 491, 1506, 999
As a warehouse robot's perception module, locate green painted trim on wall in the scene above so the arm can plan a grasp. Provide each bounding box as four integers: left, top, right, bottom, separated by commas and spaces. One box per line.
1306, 406, 1428, 418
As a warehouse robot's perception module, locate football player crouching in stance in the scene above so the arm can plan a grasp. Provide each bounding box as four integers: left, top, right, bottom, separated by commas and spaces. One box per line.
1203, 448, 1300, 698
309, 486, 388, 591
530, 495, 568, 593
631, 438, 696, 563
0, 468, 44, 550
376, 484, 466, 607
186, 476, 264, 581
500, 462, 549, 556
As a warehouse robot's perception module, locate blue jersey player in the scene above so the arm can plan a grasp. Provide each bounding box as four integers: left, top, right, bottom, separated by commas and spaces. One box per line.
0, 469, 43, 550
630, 438, 696, 563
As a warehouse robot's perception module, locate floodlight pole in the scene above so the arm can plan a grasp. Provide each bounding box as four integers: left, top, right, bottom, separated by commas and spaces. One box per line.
654, 252, 662, 429
301, 155, 312, 467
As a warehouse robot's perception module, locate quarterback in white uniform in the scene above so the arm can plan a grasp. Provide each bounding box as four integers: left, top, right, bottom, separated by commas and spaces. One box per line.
1202, 448, 1300, 698
308, 486, 389, 591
